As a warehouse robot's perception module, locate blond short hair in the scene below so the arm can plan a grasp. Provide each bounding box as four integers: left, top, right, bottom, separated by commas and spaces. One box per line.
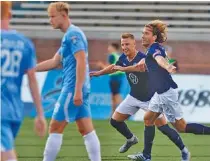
145, 20, 168, 43
1, 1, 12, 19
121, 33, 135, 40
48, 2, 70, 14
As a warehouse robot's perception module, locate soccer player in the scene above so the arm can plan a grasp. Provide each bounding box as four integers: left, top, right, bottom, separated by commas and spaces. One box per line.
35, 2, 101, 161
127, 20, 210, 161
90, 33, 190, 157
95, 43, 124, 115
1, 2, 47, 161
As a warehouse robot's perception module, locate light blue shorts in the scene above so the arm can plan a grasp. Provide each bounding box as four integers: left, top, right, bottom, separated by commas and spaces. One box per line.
52, 92, 91, 122
1, 120, 21, 152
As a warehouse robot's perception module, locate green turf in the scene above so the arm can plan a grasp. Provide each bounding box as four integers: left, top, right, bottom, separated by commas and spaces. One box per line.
16, 118, 210, 161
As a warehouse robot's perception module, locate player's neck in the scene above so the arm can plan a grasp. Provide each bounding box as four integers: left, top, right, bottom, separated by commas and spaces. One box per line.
0, 20, 9, 30
127, 50, 137, 61
61, 19, 71, 33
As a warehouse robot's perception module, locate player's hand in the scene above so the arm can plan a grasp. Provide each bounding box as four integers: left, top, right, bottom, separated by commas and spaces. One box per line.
34, 115, 47, 138
167, 65, 177, 73
136, 59, 146, 72
74, 90, 83, 106
89, 71, 100, 77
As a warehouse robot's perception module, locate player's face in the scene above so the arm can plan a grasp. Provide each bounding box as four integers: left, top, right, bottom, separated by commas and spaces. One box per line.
121, 38, 136, 56
48, 7, 64, 29
142, 27, 156, 48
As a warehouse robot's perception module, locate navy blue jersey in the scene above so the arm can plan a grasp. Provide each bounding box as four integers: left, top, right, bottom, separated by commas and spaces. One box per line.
116, 52, 154, 101
145, 43, 178, 94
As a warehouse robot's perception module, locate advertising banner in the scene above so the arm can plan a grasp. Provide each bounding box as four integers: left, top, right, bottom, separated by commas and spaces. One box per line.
21, 71, 210, 123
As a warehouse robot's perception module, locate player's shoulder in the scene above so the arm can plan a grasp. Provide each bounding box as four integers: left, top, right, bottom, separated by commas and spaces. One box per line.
119, 53, 126, 60
148, 43, 165, 54
65, 24, 86, 42
66, 24, 84, 36
1, 30, 34, 50
137, 51, 146, 58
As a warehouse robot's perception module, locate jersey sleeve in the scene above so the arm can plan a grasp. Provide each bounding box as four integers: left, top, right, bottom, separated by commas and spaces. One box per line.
25, 40, 36, 71
108, 54, 115, 64
148, 44, 166, 59
68, 32, 86, 55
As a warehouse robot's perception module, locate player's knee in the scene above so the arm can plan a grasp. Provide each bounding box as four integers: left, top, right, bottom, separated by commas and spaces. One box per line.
144, 115, 154, 126
49, 121, 66, 134
174, 126, 185, 133
77, 128, 86, 136
172, 119, 187, 133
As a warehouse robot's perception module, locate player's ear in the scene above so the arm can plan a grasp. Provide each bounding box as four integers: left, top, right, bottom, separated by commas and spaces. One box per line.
153, 35, 157, 42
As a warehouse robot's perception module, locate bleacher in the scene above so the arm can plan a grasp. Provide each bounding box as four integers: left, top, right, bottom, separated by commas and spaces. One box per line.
11, 1, 210, 40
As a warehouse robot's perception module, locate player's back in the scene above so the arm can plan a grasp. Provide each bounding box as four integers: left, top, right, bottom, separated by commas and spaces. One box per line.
145, 43, 177, 94
1, 29, 36, 121
59, 24, 90, 94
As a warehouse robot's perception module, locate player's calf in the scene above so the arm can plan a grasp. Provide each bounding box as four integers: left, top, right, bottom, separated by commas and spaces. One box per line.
172, 119, 210, 135
110, 118, 133, 139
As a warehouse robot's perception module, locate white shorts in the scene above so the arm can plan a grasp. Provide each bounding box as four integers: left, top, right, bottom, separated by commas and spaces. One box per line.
116, 94, 150, 116
149, 88, 183, 123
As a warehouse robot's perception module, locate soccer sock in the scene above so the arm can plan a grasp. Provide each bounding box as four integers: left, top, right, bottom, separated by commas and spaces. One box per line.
83, 130, 101, 161
110, 118, 133, 139
186, 123, 210, 135
43, 133, 63, 161
6, 160, 17, 161
158, 124, 185, 151
143, 125, 155, 158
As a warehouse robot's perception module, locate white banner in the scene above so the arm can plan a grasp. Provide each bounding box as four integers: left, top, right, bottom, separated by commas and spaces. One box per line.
133, 74, 210, 123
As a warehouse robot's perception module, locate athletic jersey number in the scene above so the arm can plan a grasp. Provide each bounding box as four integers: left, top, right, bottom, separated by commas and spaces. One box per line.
1, 49, 22, 77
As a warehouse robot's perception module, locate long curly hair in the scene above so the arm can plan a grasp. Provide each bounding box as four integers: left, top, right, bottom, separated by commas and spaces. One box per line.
145, 20, 168, 43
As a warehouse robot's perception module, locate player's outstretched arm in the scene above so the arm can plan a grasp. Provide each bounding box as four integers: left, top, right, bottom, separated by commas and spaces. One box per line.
90, 64, 116, 77
36, 53, 61, 72
26, 68, 47, 137
155, 55, 176, 73
114, 65, 145, 72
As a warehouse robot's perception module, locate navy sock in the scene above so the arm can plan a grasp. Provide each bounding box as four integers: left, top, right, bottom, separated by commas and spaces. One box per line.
110, 118, 133, 139
143, 125, 155, 159
186, 123, 210, 135
158, 124, 185, 150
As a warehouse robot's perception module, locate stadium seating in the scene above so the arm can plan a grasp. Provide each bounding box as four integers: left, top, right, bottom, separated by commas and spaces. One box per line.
11, 1, 210, 36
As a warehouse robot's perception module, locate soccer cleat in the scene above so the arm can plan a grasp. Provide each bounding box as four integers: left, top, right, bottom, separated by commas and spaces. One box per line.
127, 152, 151, 161
181, 151, 191, 161
119, 135, 138, 153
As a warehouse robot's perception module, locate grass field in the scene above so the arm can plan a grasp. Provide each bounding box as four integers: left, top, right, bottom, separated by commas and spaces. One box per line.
16, 118, 210, 161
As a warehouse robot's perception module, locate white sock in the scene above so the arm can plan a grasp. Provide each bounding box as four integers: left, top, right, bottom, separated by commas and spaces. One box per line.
127, 135, 135, 142
6, 160, 17, 161
43, 133, 63, 161
83, 130, 101, 161
182, 147, 189, 153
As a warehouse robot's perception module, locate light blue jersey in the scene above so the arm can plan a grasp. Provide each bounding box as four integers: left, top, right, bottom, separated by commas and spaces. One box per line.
58, 24, 90, 94
1, 29, 36, 151
52, 24, 91, 122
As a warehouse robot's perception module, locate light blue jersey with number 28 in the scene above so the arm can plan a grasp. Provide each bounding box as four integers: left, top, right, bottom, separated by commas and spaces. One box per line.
1, 30, 36, 121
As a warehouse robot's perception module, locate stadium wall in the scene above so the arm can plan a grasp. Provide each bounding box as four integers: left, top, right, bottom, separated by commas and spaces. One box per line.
33, 39, 210, 74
